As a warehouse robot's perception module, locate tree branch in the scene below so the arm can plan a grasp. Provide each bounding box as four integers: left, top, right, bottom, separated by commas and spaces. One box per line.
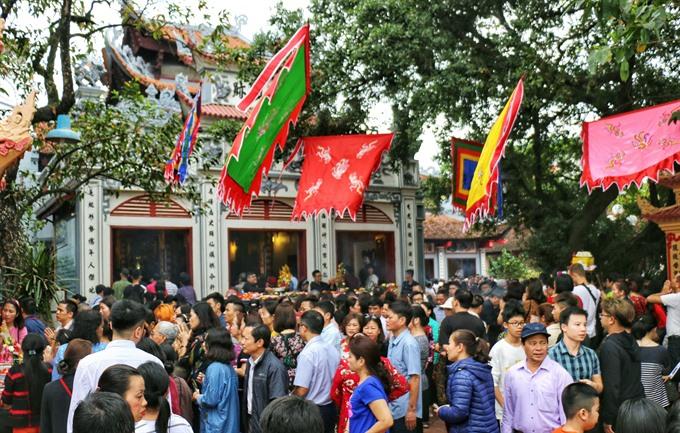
71, 23, 122, 40
56, 0, 75, 115
1, 0, 18, 20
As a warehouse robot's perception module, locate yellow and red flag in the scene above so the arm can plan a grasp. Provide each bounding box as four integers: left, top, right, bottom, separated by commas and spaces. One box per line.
465, 78, 524, 229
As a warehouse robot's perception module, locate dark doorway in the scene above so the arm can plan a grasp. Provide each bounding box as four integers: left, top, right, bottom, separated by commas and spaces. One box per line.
111, 228, 191, 285
336, 231, 395, 286
228, 230, 306, 286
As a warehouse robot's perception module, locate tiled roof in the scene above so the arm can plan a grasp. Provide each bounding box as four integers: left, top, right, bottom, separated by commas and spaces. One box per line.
176, 89, 247, 121
203, 104, 247, 120
160, 26, 250, 64
424, 214, 525, 251
485, 227, 524, 252
642, 206, 680, 222
424, 214, 482, 240
105, 45, 200, 94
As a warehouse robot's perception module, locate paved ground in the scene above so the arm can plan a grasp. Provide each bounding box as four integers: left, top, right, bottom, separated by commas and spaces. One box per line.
424, 413, 446, 433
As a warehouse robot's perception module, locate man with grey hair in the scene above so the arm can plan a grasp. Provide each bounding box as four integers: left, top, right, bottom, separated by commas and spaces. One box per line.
150, 321, 178, 346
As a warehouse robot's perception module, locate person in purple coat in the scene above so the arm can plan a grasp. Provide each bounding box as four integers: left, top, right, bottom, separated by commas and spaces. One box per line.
178, 272, 197, 305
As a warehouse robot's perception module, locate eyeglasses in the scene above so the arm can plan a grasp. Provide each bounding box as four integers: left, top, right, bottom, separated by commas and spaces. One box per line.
507, 321, 526, 327
599, 313, 611, 318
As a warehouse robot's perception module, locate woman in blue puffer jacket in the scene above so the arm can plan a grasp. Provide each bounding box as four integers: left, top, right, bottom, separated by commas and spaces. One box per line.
436, 329, 499, 433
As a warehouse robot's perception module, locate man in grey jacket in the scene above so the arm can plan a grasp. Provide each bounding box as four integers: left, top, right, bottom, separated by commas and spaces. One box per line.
240, 324, 289, 433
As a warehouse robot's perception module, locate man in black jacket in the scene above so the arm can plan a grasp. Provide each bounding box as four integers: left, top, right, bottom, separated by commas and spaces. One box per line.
598, 298, 644, 433
240, 324, 289, 433
438, 288, 486, 346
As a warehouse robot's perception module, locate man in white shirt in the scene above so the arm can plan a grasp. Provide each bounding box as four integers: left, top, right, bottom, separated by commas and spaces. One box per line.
568, 264, 601, 340
648, 277, 680, 365
163, 272, 179, 296
314, 301, 342, 353
293, 310, 341, 433
67, 300, 163, 433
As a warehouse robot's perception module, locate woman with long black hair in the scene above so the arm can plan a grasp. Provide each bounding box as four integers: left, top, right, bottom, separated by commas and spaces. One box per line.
41, 338, 93, 433
2, 333, 51, 433
347, 334, 394, 433
2, 299, 27, 346
136, 361, 192, 433
192, 328, 239, 433
52, 310, 107, 380
176, 301, 221, 389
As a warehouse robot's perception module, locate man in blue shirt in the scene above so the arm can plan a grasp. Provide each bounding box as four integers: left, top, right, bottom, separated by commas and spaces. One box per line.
293, 310, 341, 433
386, 300, 422, 433
315, 301, 342, 353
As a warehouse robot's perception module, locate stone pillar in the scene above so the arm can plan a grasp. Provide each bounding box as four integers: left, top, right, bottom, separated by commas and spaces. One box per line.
200, 183, 221, 295
314, 212, 335, 280
479, 249, 488, 276
78, 180, 104, 299
437, 247, 447, 280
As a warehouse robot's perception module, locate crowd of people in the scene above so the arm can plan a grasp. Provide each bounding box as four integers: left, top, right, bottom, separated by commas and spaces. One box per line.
4, 264, 680, 433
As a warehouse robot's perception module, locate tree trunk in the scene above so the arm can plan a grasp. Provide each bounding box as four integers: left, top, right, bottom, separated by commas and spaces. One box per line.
0, 197, 28, 288
567, 187, 619, 254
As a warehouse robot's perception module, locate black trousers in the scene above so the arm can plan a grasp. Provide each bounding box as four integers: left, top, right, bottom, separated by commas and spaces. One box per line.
392, 417, 423, 433
669, 336, 680, 368
317, 403, 338, 433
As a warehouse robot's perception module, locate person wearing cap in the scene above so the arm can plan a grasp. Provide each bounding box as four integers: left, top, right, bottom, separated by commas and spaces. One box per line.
501, 322, 573, 433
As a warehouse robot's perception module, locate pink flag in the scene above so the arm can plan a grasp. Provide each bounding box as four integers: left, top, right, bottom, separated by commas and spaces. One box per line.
581, 99, 680, 192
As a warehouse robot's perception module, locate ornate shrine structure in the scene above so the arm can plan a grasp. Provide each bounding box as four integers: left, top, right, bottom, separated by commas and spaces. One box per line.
638, 173, 680, 279
36, 20, 423, 297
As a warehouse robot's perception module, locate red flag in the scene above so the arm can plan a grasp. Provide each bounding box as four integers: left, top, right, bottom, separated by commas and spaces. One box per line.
291, 134, 393, 220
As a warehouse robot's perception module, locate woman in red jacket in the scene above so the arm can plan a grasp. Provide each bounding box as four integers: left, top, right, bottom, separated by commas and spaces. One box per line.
2, 334, 51, 433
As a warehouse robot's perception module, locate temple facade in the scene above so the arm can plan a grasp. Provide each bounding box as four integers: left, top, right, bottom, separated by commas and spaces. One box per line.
37, 23, 424, 299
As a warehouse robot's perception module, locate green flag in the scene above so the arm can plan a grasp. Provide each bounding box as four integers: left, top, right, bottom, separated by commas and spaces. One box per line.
218, 24, 311, 215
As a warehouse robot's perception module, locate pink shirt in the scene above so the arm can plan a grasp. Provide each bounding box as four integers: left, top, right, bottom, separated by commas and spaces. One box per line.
9, 326, 27, 345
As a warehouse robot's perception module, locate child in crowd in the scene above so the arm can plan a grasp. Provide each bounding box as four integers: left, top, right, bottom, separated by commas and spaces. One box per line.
553, 383, 599, 433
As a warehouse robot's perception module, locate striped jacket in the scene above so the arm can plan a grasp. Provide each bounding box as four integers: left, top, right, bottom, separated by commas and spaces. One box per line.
2, 363, 52, 427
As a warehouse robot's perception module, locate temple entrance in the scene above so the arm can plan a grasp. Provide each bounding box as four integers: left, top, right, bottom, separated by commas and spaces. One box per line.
228, 230, 306, 287
111, 228, 191, 284
336, 231, 396, 286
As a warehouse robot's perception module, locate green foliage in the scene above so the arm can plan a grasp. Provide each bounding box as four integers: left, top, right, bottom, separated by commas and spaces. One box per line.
15, 84, 205, 210
489, 249, 534, 280
2, 242, 61, 322
421, 175, 451, 213
576, 0, 670, 81
259, 0, 679, 276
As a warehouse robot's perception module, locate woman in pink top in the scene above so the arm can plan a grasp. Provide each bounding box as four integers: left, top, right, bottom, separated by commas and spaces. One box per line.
2, 300, 27, 345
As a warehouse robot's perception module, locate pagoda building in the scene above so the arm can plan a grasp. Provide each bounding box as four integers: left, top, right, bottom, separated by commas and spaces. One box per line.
37, 21, 423, 297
